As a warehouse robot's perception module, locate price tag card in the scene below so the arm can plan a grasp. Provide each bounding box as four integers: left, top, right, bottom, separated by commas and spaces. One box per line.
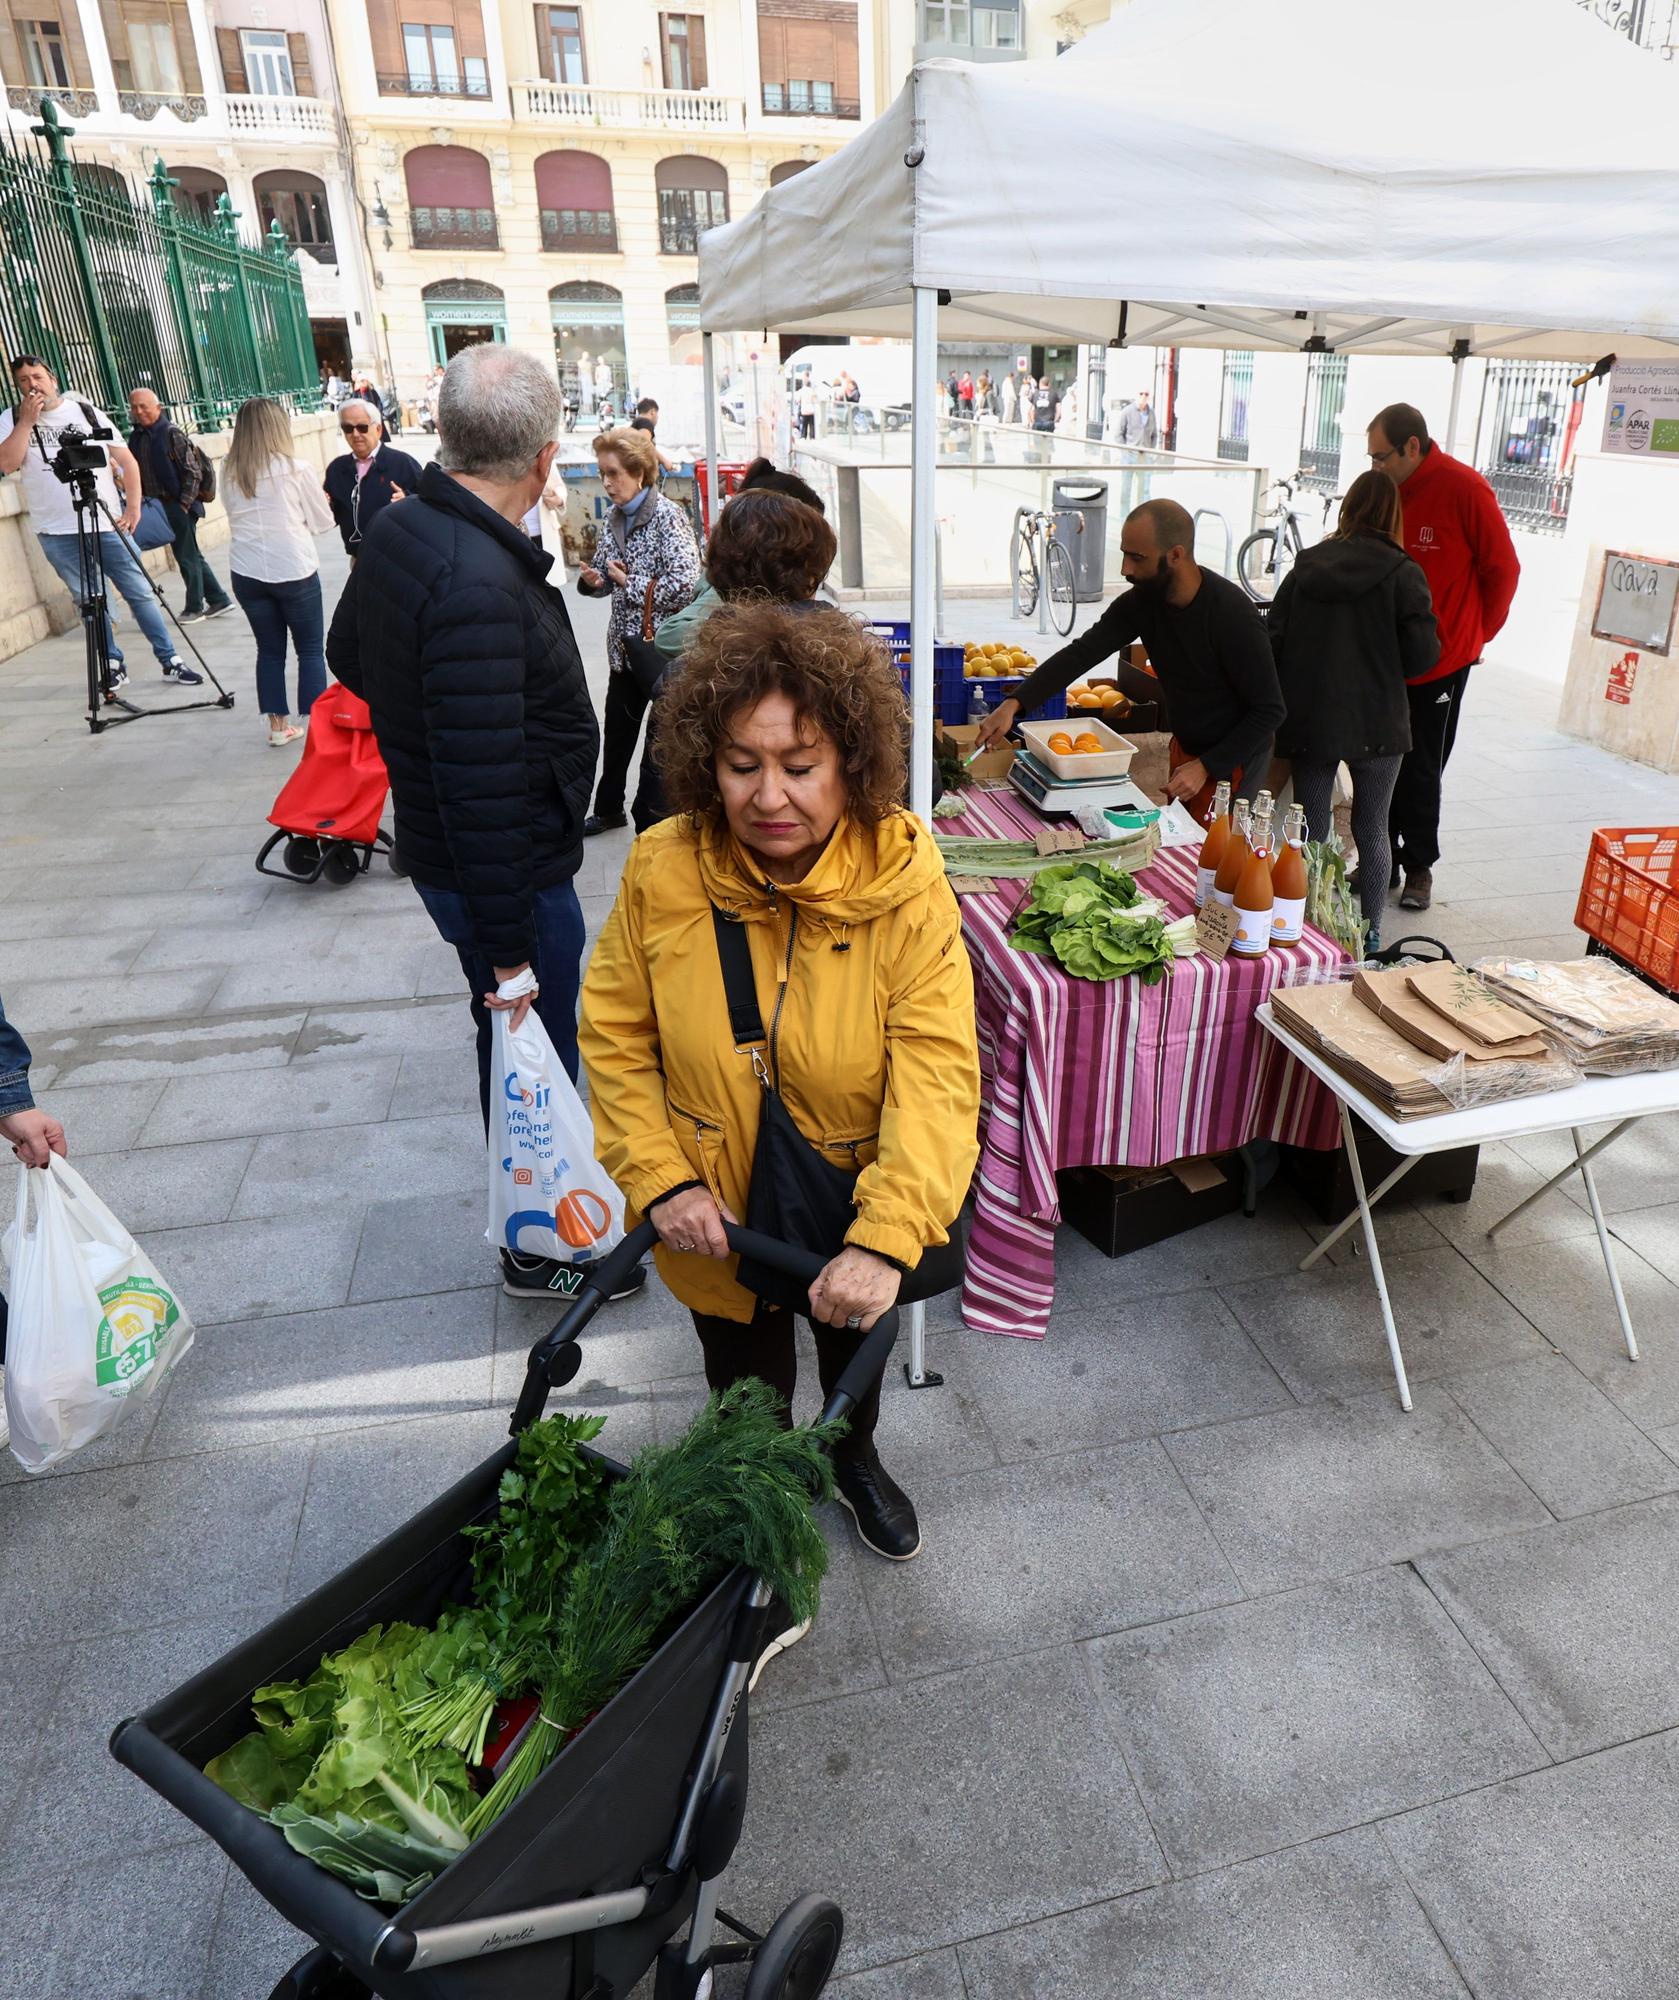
1196, 902, 1238, 962
1033, 825, 1085, 857
951, 875, 1000, 896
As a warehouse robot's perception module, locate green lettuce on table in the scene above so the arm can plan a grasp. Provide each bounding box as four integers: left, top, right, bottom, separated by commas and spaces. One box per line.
1009, 861, 1197, 983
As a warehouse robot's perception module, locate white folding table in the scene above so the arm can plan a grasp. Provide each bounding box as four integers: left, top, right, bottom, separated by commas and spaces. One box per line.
1257, 1002, 1679, 1411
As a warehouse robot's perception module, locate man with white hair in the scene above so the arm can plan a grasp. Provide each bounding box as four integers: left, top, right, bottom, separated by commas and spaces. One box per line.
327, 343, 641, 1303
321, 396, 421, 558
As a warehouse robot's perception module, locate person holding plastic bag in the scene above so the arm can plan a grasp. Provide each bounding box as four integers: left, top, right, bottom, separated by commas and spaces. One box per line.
1, 984, 193, 1470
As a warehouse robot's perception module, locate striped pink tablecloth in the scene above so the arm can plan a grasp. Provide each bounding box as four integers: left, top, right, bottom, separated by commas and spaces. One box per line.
945, 787, 1344, 1338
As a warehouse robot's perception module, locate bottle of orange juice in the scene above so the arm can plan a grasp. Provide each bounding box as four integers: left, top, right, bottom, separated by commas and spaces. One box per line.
1231, 802, 1276, 955
1195, 780, 1232, 910
1270, 803, 1309, 945
1211, 797, 1252, 909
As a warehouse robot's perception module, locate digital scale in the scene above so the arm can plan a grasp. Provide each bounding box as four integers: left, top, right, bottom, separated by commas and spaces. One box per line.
1008, 749, 1159, 821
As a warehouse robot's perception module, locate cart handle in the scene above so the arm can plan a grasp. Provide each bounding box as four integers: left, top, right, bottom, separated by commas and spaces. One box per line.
511, 1219, 899, 1434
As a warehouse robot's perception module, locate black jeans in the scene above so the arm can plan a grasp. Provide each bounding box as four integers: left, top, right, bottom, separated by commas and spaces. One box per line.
1389, 664, 1472, 876
163, 500, 230, 614
594, 666, 653, 820
692, 1300, 880, 1457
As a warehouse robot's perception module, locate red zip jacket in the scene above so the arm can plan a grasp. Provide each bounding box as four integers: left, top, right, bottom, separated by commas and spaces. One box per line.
1395, 446, 1521, 684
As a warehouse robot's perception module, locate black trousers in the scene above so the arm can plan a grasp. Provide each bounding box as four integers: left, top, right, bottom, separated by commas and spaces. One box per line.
593, 667, 653, 819
1389, 664, 1472, 876
691, 1301, 880, 1457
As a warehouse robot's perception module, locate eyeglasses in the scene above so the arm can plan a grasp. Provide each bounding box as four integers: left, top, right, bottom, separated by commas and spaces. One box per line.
341, 422, 372, 435
1369, 447, 1398, 465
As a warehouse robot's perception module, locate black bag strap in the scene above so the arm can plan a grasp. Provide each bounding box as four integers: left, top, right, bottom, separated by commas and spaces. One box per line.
710, 905, 767, 1052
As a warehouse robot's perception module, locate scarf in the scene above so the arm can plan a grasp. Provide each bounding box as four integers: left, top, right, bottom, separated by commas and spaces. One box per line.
608, 483, 654, 559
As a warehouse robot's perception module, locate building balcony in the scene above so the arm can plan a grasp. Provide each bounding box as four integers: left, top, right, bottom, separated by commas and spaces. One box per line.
540, 210, 619, 253
511, 80, 744, 130
224, 92, 337, 141
376, 72, 494, 101
410, 207, 500, 250
6, 83, 99, 117
115, 89, 209, 121
759, 92, 860, 119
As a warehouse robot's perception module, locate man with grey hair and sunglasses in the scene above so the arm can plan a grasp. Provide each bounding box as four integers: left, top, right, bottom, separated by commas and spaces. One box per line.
328, 343, 643, 1303
322, 396, 421, 558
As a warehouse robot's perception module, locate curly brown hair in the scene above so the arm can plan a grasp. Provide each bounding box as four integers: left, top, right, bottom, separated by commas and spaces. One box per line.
707, 490, 837, 602
656, 602, 907, 827
593, 424, 657, 488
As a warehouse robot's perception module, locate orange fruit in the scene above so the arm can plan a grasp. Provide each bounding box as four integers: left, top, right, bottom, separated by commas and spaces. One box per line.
1073, 732, 1104, 754
1046, 732, 1075, 756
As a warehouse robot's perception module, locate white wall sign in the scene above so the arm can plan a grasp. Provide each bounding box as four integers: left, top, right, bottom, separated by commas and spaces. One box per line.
1602, 361, 1679, 458
1592, 550, 1679, 656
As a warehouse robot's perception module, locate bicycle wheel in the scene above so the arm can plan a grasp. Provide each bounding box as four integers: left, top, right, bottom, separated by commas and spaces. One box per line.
1045, 537, 1077, 636
1011, 523, 1040, 620
1237, 527, 1291, 604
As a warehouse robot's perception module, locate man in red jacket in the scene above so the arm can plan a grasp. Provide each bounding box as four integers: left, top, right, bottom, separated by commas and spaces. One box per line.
1368, 402, 1520, 910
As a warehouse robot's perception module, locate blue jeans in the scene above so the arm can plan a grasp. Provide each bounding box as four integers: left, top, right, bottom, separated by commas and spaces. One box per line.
38, 529, 177, 668
413, 877, 585, 1128
230, 571, 325, 718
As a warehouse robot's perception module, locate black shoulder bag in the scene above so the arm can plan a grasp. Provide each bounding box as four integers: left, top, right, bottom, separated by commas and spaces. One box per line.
711, 905, 964, 1315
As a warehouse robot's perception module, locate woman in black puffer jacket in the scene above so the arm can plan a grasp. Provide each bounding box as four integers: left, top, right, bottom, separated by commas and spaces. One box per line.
1269, 471, 1440, 948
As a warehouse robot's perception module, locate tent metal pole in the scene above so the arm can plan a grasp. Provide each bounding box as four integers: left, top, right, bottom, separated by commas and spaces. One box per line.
906, 281, 940, 1393
1445, 348, 1467, 457
701, 331, 720, 540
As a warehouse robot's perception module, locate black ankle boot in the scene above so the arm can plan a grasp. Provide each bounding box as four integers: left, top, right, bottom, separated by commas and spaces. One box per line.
833, 1449, 921, 1561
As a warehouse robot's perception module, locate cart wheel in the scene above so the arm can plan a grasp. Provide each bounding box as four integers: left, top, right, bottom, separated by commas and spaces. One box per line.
322, 842, 360, 885
744, 1896, 843, 2000
283, 836, 321, 878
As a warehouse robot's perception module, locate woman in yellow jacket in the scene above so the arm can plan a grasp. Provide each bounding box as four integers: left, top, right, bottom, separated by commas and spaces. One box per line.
580, 601, 979, 1570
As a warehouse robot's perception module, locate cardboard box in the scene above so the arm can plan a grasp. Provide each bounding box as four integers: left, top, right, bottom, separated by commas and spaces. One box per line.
937, 723, 1016, 784
1282, 1121, 1479, 1222
1058, 1155, 1244, 1259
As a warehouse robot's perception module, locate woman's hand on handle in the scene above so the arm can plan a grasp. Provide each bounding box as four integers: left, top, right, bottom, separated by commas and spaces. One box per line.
971, 697, 1019, 752
651, 1186, 737, 1259
808, 1246, 902, 1333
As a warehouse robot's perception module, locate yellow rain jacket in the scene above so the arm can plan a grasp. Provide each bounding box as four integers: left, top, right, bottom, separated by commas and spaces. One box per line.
579, 809, 980, 1323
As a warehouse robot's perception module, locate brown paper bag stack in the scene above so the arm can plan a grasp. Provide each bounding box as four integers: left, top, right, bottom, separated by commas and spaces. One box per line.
1477, 958, 1679, 1077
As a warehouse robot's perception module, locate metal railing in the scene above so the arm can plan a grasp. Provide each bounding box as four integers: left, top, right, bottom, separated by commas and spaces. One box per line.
511, 79, 744, 127
410, 208, 500, 250
6, 83, 97, 116
540, 210, 617, 252
760, 94, 860, 117
376, 72, 493, 99
1578, 0, 1677, 54
1475, 358, 1582, 537
0, 100, 317, 431
223, 91, 337, 138
115, 90, 207, 121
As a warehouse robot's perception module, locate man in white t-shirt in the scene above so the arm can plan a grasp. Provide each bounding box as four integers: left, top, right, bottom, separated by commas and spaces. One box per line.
0, 354, 198, 691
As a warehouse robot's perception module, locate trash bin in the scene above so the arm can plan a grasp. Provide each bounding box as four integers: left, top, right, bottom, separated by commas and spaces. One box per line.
1052, 478, 1108, 602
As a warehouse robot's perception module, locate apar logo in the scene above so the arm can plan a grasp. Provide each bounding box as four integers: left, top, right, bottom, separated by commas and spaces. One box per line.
1624, 407, 1653, 454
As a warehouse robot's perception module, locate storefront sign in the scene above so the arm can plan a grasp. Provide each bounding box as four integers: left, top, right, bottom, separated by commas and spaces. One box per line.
1604, 651, 1639, 706
1602, 361, 1679, 457
1592, 552, 1679, 656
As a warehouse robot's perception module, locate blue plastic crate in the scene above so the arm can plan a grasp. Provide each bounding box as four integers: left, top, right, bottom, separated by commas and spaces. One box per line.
972, 675, 1068, 721
898, 662, 970, 725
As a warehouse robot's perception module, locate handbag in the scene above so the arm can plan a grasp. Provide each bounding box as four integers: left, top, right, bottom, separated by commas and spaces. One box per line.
622, 576, 668, 698
711, 905, 964, 1314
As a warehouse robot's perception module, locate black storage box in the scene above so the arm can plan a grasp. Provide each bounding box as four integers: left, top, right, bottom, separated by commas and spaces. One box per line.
1283, 1118, 1478, 1224
1059, 1155, 1243, 1259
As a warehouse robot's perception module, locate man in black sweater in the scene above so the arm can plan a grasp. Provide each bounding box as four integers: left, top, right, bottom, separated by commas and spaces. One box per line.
975, 499, 1283, 812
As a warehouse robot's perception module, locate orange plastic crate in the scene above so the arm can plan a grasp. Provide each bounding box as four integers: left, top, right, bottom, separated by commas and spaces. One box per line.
1575, 827, 1679, 993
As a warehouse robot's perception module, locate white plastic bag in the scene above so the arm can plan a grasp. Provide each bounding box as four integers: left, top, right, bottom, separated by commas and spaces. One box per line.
3, 1157, 194, 1471
488, 1005, 625, 1272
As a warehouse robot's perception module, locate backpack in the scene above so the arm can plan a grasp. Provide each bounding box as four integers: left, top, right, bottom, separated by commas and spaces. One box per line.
185, 436, 216, 503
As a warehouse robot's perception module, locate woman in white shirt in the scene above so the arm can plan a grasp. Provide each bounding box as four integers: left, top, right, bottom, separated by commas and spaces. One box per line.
223, 397, 336, 746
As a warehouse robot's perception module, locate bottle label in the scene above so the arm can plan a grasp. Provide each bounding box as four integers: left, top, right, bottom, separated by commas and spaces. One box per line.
1271, 894, 1307, 945
1231, 900, 1273, 954
1195, 864, 1216, 910
1213, 885, 1236, 909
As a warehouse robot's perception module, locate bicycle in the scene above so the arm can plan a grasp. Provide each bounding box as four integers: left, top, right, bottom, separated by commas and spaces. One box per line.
1236, 474, 1338, 604
1010, 505, 1077, 636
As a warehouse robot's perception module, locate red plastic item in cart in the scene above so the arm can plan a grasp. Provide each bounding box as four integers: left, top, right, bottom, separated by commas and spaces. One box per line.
1575, 826, 1679, 994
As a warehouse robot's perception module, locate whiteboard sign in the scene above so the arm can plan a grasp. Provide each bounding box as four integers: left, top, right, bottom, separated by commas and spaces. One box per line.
1592, 552, 1679, 656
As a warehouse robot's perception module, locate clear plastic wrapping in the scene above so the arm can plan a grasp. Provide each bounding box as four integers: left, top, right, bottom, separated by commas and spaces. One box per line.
1476, 956, 1679, 1077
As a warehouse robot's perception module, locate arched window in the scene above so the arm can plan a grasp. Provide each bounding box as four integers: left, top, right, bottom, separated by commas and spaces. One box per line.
665, 282, 701, 366
534, 150, 615, 253
255, 168, 333, 261
422, 278, 507, 365
550, 280, 627, 417
654, 154, 727, 256
769, 159, 811, 187
165, 164, 227, 223
404, 145, 497, 251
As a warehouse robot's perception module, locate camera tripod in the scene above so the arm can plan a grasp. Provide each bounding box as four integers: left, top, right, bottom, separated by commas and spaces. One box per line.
64, 473, 235, 736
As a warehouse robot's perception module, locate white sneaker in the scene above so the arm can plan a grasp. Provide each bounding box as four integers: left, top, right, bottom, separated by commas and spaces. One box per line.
748, 1616, 812, 1693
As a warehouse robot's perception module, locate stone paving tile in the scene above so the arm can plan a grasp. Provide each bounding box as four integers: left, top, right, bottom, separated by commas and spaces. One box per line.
74, 1134, 258, 1231
3, 966, 225, 1030
387, 1047, 484, 1120
137, 1209, 365, 1325
136, 913, 338, 969
35, 1006, 307, 1085
147, 1286, 499, 1458
1600, 1198, 1679, 1288
1383, 1731, 1679, 2000
6, 928, 157, 981
290, 995, 476, 1064
491, 1275, 706, 1407
829, 1951, 968, 1999
2, 855, 210, 901
1422, 1139, 1599, 1252
0, 1440, 307, 1645
212, 947, 432, 1010
1161, 1383, 1551, 1595
955, 1288, 1296, 1464
350, 1187, 496, 1301
749, 1511, 888, 1718
1442, 1354, 1679, 1518
197, 1863, 314, 2000
858, 1441, 1239, 1682
1049, 1200, 1319, 1303
1219, 1244, 1551, 1404
1084, 1567, 1547, 1875
31, 1075, 164, 1153
139, 1054, 401, 1147
958, 1829, 1470, 2000
1416, 1496, 1679, 1760
228, 1110, 485, 1219
0, 884, 272, 940
723, 1647, 1164, 1977
0, 1837, 227, 2000
1505, 1112, 1679, 1219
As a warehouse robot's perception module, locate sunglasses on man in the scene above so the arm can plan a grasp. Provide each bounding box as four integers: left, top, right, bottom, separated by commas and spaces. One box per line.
342, 421, 373, 435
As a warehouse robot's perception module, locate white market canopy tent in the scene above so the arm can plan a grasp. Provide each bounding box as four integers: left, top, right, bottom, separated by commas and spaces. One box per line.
700, 0, 1679, 363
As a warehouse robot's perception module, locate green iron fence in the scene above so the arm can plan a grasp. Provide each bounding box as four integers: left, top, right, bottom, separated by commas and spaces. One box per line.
0, 97, 318, 431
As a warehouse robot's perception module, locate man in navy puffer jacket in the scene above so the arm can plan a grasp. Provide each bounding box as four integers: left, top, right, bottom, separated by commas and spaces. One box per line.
329, 346, 640, 1302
